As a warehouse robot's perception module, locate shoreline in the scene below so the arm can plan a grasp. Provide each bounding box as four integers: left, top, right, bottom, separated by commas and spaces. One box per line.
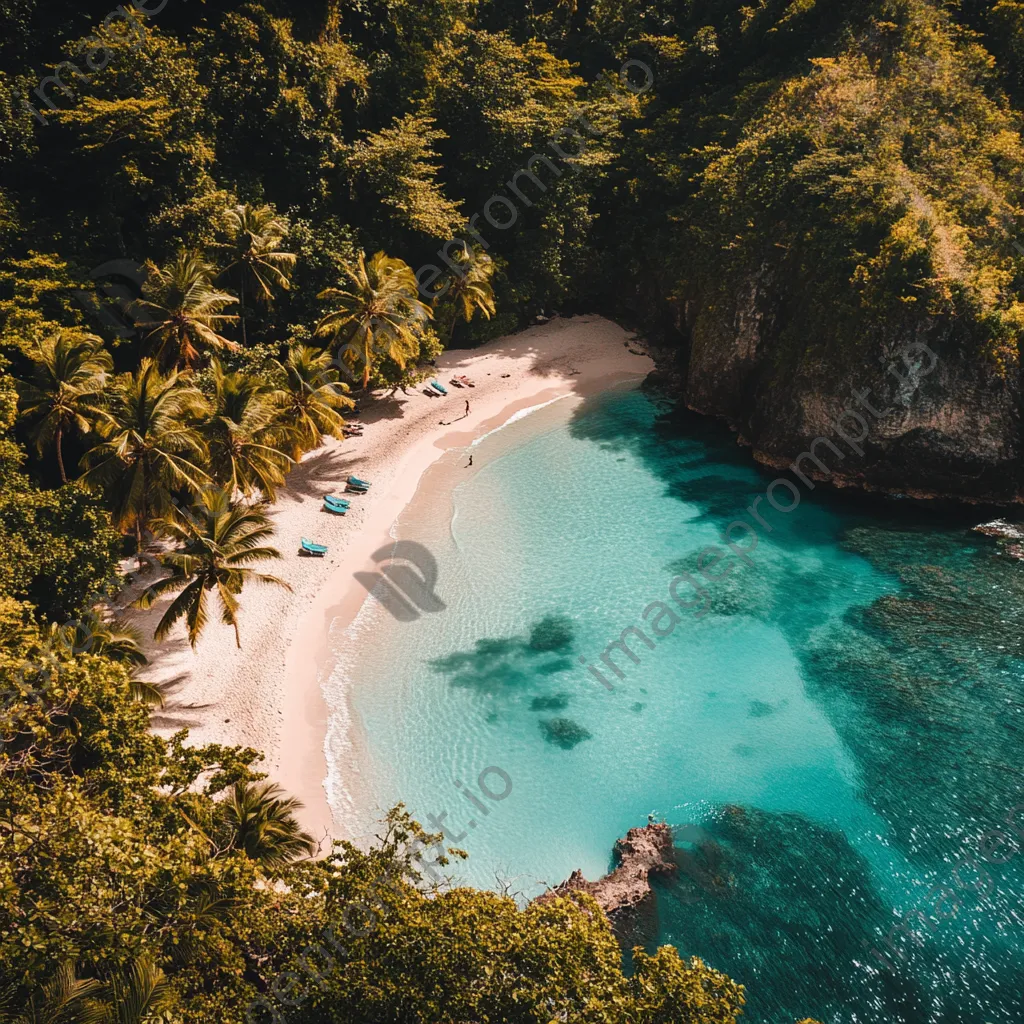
278, 385, 586, 843
303, 373, 651, 844
132, 315, 653, 841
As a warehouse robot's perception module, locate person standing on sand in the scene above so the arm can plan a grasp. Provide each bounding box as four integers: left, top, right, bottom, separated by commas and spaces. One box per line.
465, 399, 470, 417
468, 455, 473, 467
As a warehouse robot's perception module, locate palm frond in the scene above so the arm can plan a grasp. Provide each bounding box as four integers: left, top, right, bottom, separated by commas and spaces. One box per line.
129, 679, 165, 707
143, 487, 289, 648
103, 959, 171, 1024
315, 250, 432, 386
16, 962, 104, 1024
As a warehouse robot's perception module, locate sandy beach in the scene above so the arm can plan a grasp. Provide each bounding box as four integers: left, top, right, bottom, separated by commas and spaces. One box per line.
128, 315, 653, 843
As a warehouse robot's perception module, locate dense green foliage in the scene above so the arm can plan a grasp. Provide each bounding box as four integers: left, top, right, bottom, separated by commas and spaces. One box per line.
0, 603, 747, 1021
2, 0, 1023, 1018
590, 0, 1024, 377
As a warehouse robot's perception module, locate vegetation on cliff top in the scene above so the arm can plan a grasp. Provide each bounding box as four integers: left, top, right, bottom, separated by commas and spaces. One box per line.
602, 0, 1024, 374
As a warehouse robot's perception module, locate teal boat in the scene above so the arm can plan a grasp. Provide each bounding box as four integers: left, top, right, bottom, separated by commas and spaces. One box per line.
301, 538, 328, 556
324, 494, 351, 508
430, 380, 448, 395
348, 476, 371, 488
323, 500, 348, 515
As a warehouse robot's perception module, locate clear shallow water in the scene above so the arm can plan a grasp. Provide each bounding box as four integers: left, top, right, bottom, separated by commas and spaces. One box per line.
328, 386, 1024, 1024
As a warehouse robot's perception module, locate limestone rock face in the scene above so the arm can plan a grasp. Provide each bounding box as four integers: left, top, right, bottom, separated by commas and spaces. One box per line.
650, 275, 1024, 503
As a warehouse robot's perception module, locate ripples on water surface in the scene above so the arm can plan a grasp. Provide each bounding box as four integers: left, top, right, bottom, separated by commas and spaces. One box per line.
328, 386, 1024, 1023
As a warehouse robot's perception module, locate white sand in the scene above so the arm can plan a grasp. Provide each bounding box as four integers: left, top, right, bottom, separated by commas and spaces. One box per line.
128, 315, 653, 843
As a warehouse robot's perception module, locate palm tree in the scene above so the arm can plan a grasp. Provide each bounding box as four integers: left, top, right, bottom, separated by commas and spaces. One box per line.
48, 608, 144, 663
17, 331, 112, 483
272, 345, 353, 453
132, 254, 239, 369
441, 245, 497, 342
204, 361, 294, 499
80, 360, 211, 545
216, 780, 316, 872
90, 959, 172, 1024
219, 203, 296, 345
46, 610, 163, 706
1, 959, 172, 1024
0, 962, 103, 1023
135, 486, 290, 649
315, 250, 431, 388
5, 958, 174, 1024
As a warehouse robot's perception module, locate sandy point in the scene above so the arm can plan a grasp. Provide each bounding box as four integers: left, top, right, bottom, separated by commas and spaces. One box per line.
127, 315, 653, 845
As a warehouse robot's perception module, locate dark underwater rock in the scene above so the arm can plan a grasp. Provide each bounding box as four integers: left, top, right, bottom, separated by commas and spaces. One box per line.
530, 694, 570, 711
528, 614, 576, 652
642, 807, 930, 1023
539, 717, 591, 749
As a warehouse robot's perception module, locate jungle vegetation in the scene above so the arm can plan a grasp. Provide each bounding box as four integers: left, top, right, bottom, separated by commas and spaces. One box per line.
2, 0, 1023, 1018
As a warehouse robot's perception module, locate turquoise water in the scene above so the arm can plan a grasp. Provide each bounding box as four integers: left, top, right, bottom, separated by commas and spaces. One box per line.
329, 386, 1024, 1023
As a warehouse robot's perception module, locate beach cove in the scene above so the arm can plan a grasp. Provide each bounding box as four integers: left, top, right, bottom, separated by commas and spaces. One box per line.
133, 315, 653, 842
323, 361, 1024, 1023
130, 315, 1024, 1023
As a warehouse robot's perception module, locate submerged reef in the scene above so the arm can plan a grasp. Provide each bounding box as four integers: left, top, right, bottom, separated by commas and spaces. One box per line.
645, 807, 933, 1023
528, 614, 576, 652
428, 614, 577, 696
530, 694, 570, 711
539, 717, 592, 749
804, 523, 1024, 864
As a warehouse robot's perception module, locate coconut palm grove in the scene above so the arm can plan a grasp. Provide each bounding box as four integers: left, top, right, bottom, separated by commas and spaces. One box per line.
1, 0, 1024, 1021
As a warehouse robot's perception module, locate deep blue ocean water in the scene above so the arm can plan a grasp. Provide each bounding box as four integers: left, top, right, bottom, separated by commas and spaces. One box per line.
328, 386, 1024, 1023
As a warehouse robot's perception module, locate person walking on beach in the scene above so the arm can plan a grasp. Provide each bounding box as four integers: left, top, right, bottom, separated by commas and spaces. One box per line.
464, 399, 470, 417
468, 455, 473, 467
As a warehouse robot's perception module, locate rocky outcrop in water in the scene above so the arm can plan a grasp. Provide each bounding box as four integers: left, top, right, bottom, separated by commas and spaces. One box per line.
973, 519, 1024, 559
538, 823, 676, 917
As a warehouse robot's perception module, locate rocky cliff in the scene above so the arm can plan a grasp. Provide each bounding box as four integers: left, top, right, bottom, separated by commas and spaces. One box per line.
612, 1, 1024, 505
650, 280, 1024, 504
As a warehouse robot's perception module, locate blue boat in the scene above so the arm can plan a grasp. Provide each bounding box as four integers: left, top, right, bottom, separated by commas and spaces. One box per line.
430, 380, 448, 395
301, 538, 328, 556
348, 476, 371, 489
